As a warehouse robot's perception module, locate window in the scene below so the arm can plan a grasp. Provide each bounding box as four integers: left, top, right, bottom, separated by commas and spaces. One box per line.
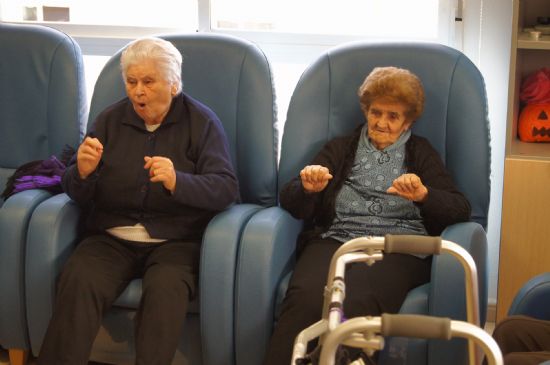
0, 0, 198, 30
1, 0, 457, 43
211, 0, 454, 43
0, 0, 458, 132
0, 0, 199, 104
208, 0, 459, 130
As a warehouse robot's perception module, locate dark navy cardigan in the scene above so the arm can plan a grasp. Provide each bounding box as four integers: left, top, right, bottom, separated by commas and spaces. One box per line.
62, 92, 239, 240
280, 126, 471, 247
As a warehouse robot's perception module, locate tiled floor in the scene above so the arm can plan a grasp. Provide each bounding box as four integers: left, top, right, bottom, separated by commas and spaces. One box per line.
0, 322, 496, 364
485, 321, 495, 335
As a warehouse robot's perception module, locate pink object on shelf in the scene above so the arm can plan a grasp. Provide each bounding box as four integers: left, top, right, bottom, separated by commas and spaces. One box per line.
520, 68, 550, 105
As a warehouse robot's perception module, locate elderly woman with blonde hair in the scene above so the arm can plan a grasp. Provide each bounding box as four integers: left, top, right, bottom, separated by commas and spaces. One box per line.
37, 37, 239, 365
263, 66, 471, 364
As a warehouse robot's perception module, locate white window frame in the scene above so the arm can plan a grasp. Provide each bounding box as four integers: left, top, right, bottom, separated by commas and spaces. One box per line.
1, 0, 461, 55
0, 0, 461, 132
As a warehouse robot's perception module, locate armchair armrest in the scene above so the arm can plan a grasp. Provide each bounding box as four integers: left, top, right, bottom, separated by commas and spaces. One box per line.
508, 272, 550, 320
427, 221, 488, 365
200, 203, 263, 365
234, 206, 303, 365
0, 189, 53, 349
433, 222, 488, 323
25, 193, 81, 355
26, 197, 262, 363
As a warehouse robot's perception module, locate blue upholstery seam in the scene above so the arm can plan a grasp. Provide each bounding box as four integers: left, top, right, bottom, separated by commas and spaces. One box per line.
326, 50, 333, 141
260, 46, 279, 186
246, 38, 278, 162
235, 46, 246, 176
446, 53, 460, 167
47, 40, 63, 159
519, 282, 547, 310
59, 29, 87, 144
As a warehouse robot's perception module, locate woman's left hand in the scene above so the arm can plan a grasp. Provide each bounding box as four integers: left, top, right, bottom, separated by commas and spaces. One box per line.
387, 173, 428, 202
144, 156, 176, 193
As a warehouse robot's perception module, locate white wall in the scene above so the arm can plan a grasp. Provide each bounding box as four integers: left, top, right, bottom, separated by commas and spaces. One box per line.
462, 0, 513, 306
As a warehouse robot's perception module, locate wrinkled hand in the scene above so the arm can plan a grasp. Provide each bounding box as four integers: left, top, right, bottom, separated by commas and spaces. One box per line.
77, 137, 103, 179
144, 156, 176, 193
300, 165, 333, 193
387, 173, 428, 202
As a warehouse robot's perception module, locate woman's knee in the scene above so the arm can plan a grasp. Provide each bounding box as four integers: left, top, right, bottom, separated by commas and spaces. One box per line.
57, 257, 101, 293
503, 352, 545, 365
279, 284, 324, 324
493, 316, 531, 342
56, 251, 132, 305
142, 264, 194, 298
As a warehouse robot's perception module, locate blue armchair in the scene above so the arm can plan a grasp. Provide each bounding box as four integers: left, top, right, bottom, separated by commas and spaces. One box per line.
25, 33, 277, 365
0, 23, 86, 364
508, 272, 550, 320
504, 272, 550, 365
235, 42, 490, 365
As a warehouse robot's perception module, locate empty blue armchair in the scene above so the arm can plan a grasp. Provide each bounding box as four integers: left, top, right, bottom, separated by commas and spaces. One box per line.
24, 33, 277, 365
235, 42, 490, 365
0, 23, 86, 364
507, 272, 550, 364
508, 272, 550, 320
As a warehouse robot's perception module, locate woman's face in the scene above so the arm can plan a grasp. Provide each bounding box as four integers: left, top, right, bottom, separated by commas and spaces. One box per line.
366, 99, 413, 150
125, 60, 176, 125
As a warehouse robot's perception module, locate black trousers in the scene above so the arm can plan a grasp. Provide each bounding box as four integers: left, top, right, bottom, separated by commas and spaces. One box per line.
37, 233, 200, 365
492, 315, 550, 365
263, 237, 432, 365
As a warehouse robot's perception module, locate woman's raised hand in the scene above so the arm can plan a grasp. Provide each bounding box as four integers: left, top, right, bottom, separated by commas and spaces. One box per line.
387, 173, 428, 202
77, 137, 103, 179
144, 156, 177, 193
300, 165, 333, 193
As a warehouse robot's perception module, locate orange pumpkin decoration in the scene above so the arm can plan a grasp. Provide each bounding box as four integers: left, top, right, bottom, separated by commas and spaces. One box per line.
518, 103, 550, 142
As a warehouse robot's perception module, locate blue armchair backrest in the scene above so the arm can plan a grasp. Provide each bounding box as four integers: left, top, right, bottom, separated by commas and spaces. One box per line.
508, 272, 550, 320
279, 41, 490, 228
86, 33, 278, 206
0, 23, 87, 199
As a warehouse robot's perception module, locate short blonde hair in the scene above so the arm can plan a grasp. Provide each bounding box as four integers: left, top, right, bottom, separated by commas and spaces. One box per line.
120, 37, 183, 94
358, 66, 425, 121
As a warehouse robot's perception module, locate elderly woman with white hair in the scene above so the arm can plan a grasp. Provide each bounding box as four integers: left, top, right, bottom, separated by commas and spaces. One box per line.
37, 37, 239, 365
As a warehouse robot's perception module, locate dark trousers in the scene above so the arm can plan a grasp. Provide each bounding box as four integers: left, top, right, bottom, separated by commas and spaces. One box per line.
37, 233, 200, 365
262, 237, 432, 365
492, 315, 550, 365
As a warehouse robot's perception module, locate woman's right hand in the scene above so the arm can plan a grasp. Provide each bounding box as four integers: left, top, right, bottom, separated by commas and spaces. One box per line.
77, 137, 103, 179
300, 165, 333, 193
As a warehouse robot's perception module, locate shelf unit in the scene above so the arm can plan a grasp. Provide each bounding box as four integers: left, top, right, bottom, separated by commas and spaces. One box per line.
497, 0, 550, 322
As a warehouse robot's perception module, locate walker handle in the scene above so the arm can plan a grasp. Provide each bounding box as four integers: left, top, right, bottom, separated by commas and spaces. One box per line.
384, 234, 442, 255
381, 314, 451, 340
